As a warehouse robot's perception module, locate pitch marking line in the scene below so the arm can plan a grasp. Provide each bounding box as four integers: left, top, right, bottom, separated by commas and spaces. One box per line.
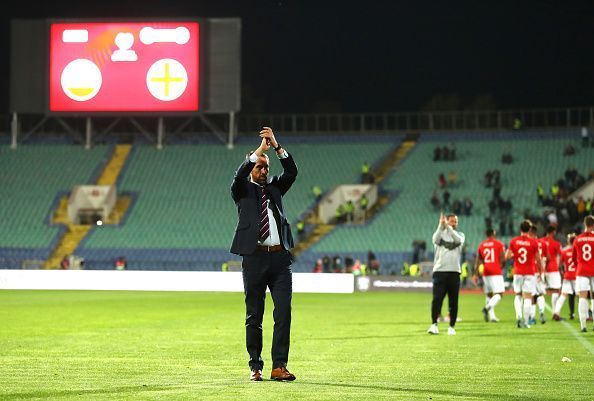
545, 303, 594, 356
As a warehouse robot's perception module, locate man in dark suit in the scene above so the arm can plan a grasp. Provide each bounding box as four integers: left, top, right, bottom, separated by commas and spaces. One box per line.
230, 127, 298, 382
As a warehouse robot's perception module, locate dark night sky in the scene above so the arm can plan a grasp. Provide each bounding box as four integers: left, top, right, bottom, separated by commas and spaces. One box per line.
2, 0, 594, 113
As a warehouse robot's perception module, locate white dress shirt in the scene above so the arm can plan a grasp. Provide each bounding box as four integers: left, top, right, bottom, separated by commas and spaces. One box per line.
249, 150, 288, 246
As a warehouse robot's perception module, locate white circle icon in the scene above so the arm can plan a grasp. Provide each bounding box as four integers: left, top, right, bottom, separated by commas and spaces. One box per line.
61, 59, 102, 102
146, 58, 188, 101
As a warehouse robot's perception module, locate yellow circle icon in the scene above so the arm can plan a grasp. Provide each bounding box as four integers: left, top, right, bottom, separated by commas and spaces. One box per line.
61, 59, 102, 102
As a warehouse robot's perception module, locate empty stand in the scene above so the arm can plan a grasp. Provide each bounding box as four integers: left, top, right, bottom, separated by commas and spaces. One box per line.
0, 145, 109, 267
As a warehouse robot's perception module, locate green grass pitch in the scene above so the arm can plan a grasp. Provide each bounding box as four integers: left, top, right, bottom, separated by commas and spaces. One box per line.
1, 290, 593, 401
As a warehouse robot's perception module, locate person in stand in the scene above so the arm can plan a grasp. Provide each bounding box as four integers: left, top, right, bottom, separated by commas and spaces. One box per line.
360, 194, 369, 222
114, 256, 127, 270
361, 161, 370, 183
367, 250, 380, 275
345, 200, 355, 224
312, 185, 322, 202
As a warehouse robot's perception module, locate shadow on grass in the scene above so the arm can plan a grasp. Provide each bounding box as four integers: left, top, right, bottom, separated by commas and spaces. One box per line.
296, 381, 570, 401
2, 384, 176, 400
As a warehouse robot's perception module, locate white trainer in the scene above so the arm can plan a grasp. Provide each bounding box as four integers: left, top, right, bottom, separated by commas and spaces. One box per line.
448, 326, 456, 336
427, 323, 439, 335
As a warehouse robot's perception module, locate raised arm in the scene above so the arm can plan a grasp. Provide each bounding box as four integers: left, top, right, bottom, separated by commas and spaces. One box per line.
231, 158, 255, 202
260, 127, 298, 195
230, 135, 269, 202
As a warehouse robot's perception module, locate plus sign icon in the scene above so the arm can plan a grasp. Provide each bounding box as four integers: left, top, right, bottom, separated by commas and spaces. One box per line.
49, 21, 200, 112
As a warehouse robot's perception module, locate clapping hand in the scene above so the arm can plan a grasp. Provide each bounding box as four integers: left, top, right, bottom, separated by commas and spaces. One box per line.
259, 127, 278, 150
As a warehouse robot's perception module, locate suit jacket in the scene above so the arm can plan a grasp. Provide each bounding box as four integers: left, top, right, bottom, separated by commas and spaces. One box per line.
230, 153, 298, 255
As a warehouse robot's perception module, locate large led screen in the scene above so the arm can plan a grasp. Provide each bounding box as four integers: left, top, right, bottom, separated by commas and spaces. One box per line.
49, 21, 200, 112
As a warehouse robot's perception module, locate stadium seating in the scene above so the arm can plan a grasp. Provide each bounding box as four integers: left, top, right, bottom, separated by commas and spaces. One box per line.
77, 137, 401, 268
2, 130, 591, 273
304, 129, 592, 270
0, 145, 110, 267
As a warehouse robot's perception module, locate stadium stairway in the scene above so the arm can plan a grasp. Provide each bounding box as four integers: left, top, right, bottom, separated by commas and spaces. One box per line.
370, 133, 418, 183
44, 145, 132, 269
292, 134, 418, 257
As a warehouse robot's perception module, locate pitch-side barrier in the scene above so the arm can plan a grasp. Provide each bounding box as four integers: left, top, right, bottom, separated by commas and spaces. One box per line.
0, 270, 354, 293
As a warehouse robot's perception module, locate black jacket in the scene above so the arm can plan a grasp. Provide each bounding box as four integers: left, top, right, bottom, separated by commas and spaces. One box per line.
230, 153, 298, 255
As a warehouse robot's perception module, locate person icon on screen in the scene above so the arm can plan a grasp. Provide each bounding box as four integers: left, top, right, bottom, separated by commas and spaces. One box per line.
111, 33, 138, 62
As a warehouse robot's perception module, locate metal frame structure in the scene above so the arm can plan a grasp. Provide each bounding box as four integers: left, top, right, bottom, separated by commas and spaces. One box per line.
2, 106, 593, 148
7, 112, 237, 149
237, 106, 594, 134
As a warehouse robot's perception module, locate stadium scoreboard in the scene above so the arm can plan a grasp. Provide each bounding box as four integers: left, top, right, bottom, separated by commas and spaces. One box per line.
10, 18, 240, 115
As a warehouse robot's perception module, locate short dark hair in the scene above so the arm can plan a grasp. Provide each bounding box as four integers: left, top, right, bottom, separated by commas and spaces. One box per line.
546, 225, 556, 234
520, 220, 532, 233
585, 215, 594, 228
446, 214, 457, 219
486, 228, 495, 237
567, 233, 576, 245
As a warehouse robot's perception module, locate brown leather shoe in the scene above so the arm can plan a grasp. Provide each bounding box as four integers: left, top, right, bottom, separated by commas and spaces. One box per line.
270, 367, 296, 381
250, 369, 263, 381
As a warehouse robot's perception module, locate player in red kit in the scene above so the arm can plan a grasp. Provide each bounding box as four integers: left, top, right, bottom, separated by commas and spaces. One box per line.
531, 226, 549, 324
542, 225, 562, 317
475, 229, 506, 322
553, 233, 576, 320
506, 220, 543, 328
573, 215, 594, 332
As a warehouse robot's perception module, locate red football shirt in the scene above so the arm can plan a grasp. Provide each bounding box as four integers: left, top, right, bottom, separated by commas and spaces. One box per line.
477, 238, 505, 276
536, 238, 550, 274
573, 231, 594, 277
509, 235, 540, 275
561, 246, 576, 280
543, 236, 561, 272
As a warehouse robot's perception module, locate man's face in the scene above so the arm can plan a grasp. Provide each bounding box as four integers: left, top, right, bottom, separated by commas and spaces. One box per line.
251, 155, 269, 185
447, 216, 458, 229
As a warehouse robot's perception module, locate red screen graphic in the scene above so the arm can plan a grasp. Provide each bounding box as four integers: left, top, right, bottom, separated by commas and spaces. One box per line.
49, 22, 199, 112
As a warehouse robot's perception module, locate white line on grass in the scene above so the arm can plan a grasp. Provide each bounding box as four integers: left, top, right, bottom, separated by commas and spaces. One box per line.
545, 303, 594, 356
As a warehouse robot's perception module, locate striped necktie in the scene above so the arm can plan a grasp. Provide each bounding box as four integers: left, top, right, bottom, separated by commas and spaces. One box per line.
258, 186, 270, 241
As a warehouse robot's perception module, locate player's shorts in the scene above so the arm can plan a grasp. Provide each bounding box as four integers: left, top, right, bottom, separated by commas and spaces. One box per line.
533, 274, 546, 295
513, 275, 536, 294
483, 275, 505, 294
561, 280, 576, 295
545, 272, 562, 290
576, 276, 594, 292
